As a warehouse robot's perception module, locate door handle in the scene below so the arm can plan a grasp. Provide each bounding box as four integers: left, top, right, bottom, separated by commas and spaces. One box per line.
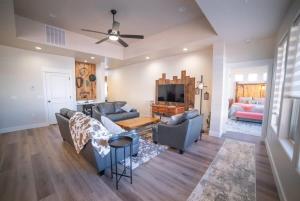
48, 100, 51, 103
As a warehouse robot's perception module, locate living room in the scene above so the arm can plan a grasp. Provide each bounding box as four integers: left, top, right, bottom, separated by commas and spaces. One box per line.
1, 0, 300, 201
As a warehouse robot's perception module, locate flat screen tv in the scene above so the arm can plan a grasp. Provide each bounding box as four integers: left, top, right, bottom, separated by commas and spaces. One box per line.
157, 84, 185, 103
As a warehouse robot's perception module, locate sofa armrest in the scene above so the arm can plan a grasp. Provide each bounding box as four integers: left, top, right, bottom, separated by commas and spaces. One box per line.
55, 113, 75, 147
92, 106, 105, 121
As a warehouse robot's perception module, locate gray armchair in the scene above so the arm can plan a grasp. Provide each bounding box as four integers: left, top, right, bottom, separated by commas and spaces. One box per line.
152, 110, 203, 154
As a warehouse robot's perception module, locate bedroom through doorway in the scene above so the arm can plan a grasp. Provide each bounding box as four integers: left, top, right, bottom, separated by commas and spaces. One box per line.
223, 61, 271, 137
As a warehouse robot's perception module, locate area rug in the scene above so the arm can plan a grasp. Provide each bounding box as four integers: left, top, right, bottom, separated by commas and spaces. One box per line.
122, 138, 167, 170
224, 119, 262, 136
187, 139, 256, 201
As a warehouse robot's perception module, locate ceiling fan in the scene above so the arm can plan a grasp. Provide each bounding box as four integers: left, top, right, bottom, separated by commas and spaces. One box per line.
81, 9, 144, 47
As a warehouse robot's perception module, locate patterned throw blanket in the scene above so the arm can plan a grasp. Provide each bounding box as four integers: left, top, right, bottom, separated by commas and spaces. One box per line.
69, 112, 112, 157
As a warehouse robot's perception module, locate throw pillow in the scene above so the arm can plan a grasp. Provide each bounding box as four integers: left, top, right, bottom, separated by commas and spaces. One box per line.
121, 104, 134, 112
101, 116, 126, 135
115, 101, 126, 113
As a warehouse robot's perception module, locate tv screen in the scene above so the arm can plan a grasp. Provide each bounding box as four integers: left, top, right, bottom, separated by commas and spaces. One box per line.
157, 84, 184, 103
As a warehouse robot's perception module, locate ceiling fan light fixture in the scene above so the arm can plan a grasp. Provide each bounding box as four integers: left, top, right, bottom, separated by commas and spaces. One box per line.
109, 35, 119, 41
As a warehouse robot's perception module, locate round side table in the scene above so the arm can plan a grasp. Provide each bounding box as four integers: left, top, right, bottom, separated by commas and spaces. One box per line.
108, 136, 133, 190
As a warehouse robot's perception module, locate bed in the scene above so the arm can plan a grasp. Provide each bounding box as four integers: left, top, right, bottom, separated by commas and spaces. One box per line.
229, 83, 266, 122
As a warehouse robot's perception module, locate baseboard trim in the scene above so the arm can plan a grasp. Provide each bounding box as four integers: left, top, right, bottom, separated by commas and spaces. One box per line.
265, 139, 287, 201
0, 122, 49, 134
209, 130, 222, 138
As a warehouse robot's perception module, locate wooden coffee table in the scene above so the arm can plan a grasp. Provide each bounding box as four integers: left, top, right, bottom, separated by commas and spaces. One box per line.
116, 117, 160, 130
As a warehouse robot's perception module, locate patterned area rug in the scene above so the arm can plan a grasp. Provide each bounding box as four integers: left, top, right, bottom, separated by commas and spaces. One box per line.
187, 139, 256, 201
122, 125, 167, 169
224, 119, 262, 136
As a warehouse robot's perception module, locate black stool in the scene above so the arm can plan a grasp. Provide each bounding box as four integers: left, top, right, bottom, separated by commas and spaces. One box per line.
108, 136, 133, 190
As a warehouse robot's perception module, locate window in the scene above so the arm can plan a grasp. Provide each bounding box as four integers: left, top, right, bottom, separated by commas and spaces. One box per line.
288, 100, 300, 141
247, 73, 258, 82
234, 74, 244, 82
284, 22, 300, 142
284, 25, 300, 99
271, 16, 300, 171
271, 38, 288, 132
263, 73, 268, 82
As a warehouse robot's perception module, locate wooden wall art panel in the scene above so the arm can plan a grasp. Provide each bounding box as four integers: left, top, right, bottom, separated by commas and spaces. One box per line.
235, 82, 266, 102
155, 70, 195, 110
75, 61, 96, 100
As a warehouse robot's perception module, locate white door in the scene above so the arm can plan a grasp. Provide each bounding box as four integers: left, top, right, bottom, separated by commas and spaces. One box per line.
45, 72, 73, 124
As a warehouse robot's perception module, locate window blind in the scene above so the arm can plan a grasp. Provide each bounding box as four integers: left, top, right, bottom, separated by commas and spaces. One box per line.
272, 40, 287, 117
284, 25, 300, 99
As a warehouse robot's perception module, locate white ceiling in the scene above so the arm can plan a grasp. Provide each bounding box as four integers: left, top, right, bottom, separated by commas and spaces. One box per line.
196, 0, 292, 42
14, 0, 204, 44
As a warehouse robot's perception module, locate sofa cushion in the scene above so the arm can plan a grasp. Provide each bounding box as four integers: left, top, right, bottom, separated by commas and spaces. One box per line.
98, 102, 115, 114
101, 116, 125, 135
114, 101, 127, 113
60, 108, 70, 118
67, 110, 76, 119
107, 112, 139, 122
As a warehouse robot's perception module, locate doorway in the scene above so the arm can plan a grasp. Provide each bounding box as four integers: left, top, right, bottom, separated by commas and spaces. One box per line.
223, 60, 273, 137
44, 72, 73, 124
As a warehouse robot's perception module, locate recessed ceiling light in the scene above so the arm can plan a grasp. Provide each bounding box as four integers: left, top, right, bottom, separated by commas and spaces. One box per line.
90, 56, 95, 60
84, 60, 88, 63
145, 56, 150, 60
183, 48, 188, 51
35, 46, 42, 50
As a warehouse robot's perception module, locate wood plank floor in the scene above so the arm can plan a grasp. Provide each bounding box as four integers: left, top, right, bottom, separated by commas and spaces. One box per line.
0, 125, 280, 201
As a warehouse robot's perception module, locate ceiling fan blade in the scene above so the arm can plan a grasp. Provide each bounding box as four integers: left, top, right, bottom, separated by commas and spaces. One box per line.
95, 37, 109, 44
81, 29, 108, 35
119, 34, 144, 39
118, 38, 128, 47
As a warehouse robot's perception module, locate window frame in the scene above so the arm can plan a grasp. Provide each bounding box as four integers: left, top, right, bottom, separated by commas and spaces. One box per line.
271, 35, 289, 134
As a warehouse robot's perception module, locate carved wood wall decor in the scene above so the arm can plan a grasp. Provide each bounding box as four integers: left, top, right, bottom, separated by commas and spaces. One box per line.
75, 61, 96, 100
155, 70, 195, 110
235, 82, 266, 102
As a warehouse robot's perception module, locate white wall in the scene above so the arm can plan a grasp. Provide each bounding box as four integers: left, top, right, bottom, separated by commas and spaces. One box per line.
227, 62, 269, 99
0, 45, 75, 133
265, 1, 300, 201
226, 36, 275, 63
107, 48, 213, 129
96, 62, 107, 103
209, 41, 227, 137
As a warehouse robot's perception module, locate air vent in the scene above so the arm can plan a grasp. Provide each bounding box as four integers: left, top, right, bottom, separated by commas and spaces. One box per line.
45, 25, 65, 46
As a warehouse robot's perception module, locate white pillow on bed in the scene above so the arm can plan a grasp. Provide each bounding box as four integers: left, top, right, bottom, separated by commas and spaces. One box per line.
239, 97, 252, 104
253, 98, 265, 105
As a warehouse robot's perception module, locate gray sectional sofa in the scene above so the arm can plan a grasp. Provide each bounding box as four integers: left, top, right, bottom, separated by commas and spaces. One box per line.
152, 110, 203, 154
55, 108, 140, 176
92, 101, 139, 122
